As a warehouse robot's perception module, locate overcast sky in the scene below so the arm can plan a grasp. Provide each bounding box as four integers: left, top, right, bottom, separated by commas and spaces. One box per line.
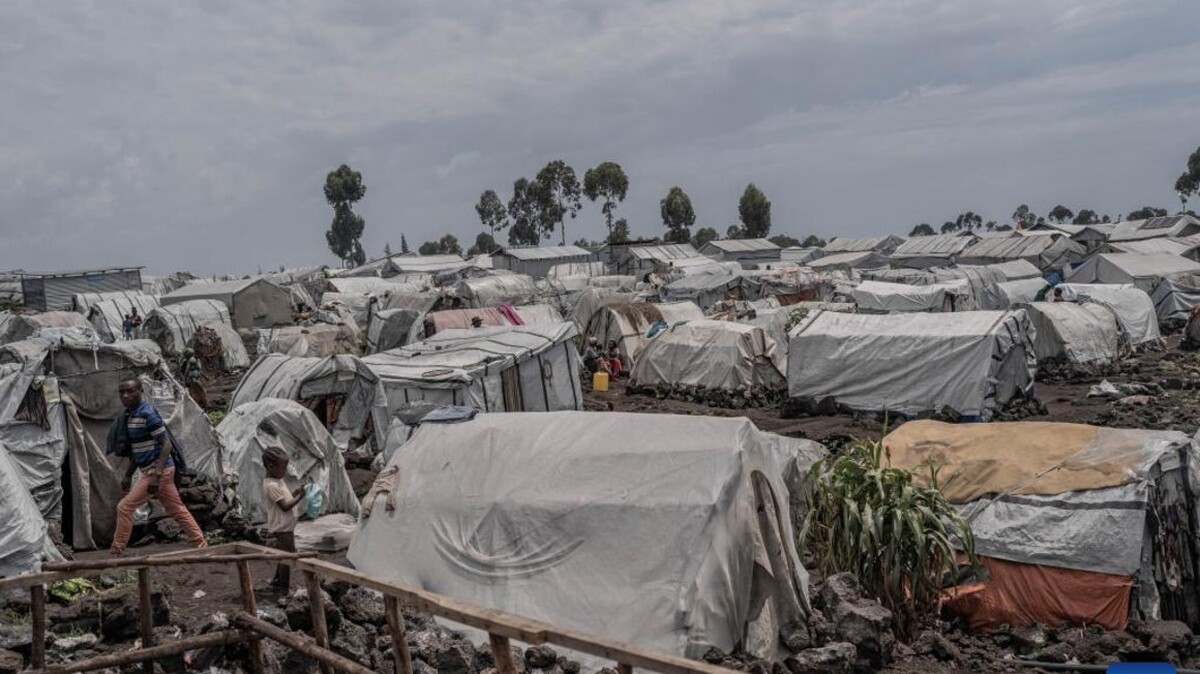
2, 0, 1199, 275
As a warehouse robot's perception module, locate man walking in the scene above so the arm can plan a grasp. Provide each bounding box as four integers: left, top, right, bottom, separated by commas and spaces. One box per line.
110, 379, 207, 556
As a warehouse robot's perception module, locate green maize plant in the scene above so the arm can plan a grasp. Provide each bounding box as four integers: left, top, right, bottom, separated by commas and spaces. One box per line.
800, 439, 980, 635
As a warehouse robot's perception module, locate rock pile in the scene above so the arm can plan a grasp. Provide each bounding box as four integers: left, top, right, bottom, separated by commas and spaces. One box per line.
630, 383, 785, 410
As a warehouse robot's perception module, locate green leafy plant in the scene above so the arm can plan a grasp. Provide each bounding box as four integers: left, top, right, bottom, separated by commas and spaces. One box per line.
47, 578, 98, 603
801, 439, 979, 635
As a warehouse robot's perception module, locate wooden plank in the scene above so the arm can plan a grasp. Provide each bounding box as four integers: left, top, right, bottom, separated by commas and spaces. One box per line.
234, 613, 375, 674
41, 552, 314, 573
489, 633, 518, 674
237, 560, 265, 674
304, 570, 335, 674
384, 596, 414, 674
30, 584, 45, 670
137, 568, 154, 674
546, 627, 734, 674
24, 630, 248, 674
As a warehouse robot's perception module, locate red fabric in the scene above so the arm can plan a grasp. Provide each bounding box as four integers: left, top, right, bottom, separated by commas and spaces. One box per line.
495, 304, 525, 326
943, 555, 1132, 631
110, 467, 207, 554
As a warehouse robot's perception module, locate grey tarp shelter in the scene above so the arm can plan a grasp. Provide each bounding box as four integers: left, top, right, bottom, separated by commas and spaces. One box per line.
699, 239, 782, 267
0, 440, 62, 577
72, 290, 155, 315
216, 398, 359, 526
143, 299, 233, 358
959, 234, 1086, 271
255, 324, 361, 358
1056, 284, 1161, 346
84, 294, 161, 342
161, 278, 293, 329
996, 278, 1050, 308
630, 320, 786, 392
660, 273, 762, 312
889, 234, 975, 269
787, 310, 1036, 420
1066, 253, 1200, 295
806, 251, 889, 273
960, 259, 1044, 281
1023, 302, 1121, 365
0, 312, 94, 346
848, 280, 962, 313
21, 268, 144, 312
362, 323, 583, 418
822, 235, 905, 255
584, 301, 706, 367
1108, 215, 1200, 242
1151, 273, 1200, 329
450, 274, 540, 308
492, 246, 594, 279
0, 336, 222, 549
228, 353, 388, 451
349, 411, 820, 661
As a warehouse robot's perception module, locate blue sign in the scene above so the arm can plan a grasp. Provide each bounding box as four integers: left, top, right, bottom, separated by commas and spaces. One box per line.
1107, 664, 1176, 673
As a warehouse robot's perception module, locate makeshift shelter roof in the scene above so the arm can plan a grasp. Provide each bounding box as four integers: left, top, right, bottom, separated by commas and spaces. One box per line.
85, 294, 161, 343
143, 299, 232, 358
700, 238, 780, 253
822, 235, 904, 254
661, 273, 761, 310
630, 319, 785, 391
161, 277, 262, 302
217, 399, 360, 526
547, 261, 606, 278
1056, 284, 1161, 346
806, 250, 889, 271
960, 259, 1043, 281
256, 324, 360, 358
625, 243, 698, 260
1024, 302, 1121, 365
960, 233, 1086, 268
890, 234, 974, 259
496, 245, 591, 260
348, 411, 819, 661
788, 310, 1036, 419
1108, 215, 1200, 242
324, 277, 428, 297
1105, 237, 1198, 257
996, 278, 1049, 308
451, 274, 540, 308
388, 255, 471, 275
1151, 273, 1200, 329
72, 290, 153, 315
780, 247, 823, 264
849, 280, 961, 313
0, 439, 61, 577
1064, 253, 1200, 293
0, 312, 95, 346
263, 266, 327, 286
584, 301, 706, 366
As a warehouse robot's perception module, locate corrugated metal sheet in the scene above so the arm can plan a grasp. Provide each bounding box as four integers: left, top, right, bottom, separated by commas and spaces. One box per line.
161, 278, 262, 304
807, 251, 887, 269
22, 269, 143, 312
1107, 239, 1193, 256
497, 245, 592, 261
701, 238, 780, 253
891, 234, 975, 258
1109, 215, 1200, 242
961, 234, 1063, 260
823, 235, 905, 254
626, 244, 698, 260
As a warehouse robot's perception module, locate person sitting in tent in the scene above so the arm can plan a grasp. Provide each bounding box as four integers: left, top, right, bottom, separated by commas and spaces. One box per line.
583, 337, 601, 374
600, 340, 624, 380
261, 434, 306, 590
182, 349, 207, 408
1052, 287, 1066, 302
111, 379, 207, 556
122, 313, 135, 340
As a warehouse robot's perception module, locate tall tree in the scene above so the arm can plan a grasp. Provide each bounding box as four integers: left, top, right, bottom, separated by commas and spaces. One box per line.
693, 227, 719, 248
801, 235, 825, 248
474, 190, 508, 249
660, 186, 696, 244
1012, 204, 1037, 229
1176, 147, 1200, 210
1048, 205, 1074, 223
768, 234, 802, 248
909, 223, 935, 236
1072, 209, 1099, 225
955, 211, 982, 231
467, 232, 497, 257
384, 242, 393, 257
940, 222, 958, 234
323, 164, 367, 267
1128, 206, 1168, 220
418, 234, 463, 256
994, 223, 1014, 232
582, 162, 630, 240
535, 160, 582, 245
984, 221, 997, 231
737, 183, 772, 238
507, 178, 543, 246
418, 241, 440, 255
401, 234, 410, 254
726, 225, 745, 239
609, 218, 630, 244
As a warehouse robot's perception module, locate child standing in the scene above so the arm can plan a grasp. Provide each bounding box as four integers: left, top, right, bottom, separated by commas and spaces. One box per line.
261, 444, 305, 590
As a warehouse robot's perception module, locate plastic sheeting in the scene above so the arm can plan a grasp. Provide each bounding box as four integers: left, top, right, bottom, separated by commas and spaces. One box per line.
143, 300, 233, 358
0, 439, 62, 577
584, 301, 706, 367
217, 399, 360, 525
1056, 284, 1161, 346
451, 274, 540, 308
194, 322, 251, 370
0, 312, 94, 346
849, 280, 956, 313
366, 309, 426, 354
1152, 274, 1200, 329
85, 294, 161, 342
996, 279, 1049, 308
570, 288, 634, 333
787, 310, 1036, 419
1066, 253, 1200, 294
362, 323, 583, 417
630, 320, 785, 391
256, 324, 360, 358
1024, 302, 1121, 364
661, 274, 762, 313
348, 412, 816, 661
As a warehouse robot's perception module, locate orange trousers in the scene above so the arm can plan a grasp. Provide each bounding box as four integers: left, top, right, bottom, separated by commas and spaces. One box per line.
110, 467, 207, 554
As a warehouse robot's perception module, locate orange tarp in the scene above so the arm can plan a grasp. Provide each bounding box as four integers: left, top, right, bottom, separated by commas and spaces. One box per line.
944, 555, 1132, 631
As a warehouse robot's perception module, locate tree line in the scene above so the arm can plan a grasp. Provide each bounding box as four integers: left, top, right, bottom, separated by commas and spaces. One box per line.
321, 146, 1200, 266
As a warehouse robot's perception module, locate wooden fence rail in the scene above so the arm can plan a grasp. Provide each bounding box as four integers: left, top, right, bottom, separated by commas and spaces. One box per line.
5, 542, 736, 674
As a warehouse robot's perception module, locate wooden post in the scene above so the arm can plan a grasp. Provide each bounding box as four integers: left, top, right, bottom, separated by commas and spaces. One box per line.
30, 584, 46, 670
23, 630, 249, 674
489, 633, 518, 674
137, 568, 154, 674
384, 596, 414, 674
236, 560, 266, 674
304, 570, 334, 674
234, 613, 376, 674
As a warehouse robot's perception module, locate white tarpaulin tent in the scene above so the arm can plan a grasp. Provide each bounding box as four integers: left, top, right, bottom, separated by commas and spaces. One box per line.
229, 354, 388, 451
1023, 302, 1121, 365
1055, 284, 1161, 346
217, 399, 360, 526
661, 274, 762, 312
960, 259, 1044, 281
349, 412, 820, 661
451, 275, 540, 308
366, 309, 426, 354
144, 299, 233, 358
996, 279, 1049, 308
0, 440, 62, 576
72, 290, 156, 316
584, 301, 706, 367
193, 322, 252, 371
787, 310, 1036, 420
1065, 253, 1200, 294
363, 323, 583, 417
1151, 274, 1200, 329
85, 294, 161, 342
630, 320, 786, 391
570, 287, 635, 332
0, 312, 94, 346
849, 280, 960, 313
256, 324, 361, 357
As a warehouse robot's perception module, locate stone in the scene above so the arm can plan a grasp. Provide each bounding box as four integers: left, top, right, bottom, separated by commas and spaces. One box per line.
525, 644, 559, 668
817, 574, 894, 669
0, 648, 23, 674
49, 633, 98, 652
784, 642, 857, 674
779, 621, 811, 654
1011, 625, 1049, 654
912, 630, 961, 662
562, 658, 581, 674
154, 517, 182, 541
283, 587, 342, 634
0, 625, 32, 652
340, 587, 386, 626
435, 639, 476, 674
331, 620, 372, 666
412, 661, 438, 674
48, 584, 170, 642
406, 630, 444, 666
256, 605, 289, 629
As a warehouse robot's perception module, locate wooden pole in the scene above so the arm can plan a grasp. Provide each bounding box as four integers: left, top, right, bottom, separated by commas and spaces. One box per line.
24, 630, 249, 674
233, 613, 375, 674
304, 570, 335, 674
489, 633, 518, 674
237, 560, 266, 674
137, 568, 154, 674
30, 584, 46, 670
384, 596, 414, 674
41, 552, 314, 573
